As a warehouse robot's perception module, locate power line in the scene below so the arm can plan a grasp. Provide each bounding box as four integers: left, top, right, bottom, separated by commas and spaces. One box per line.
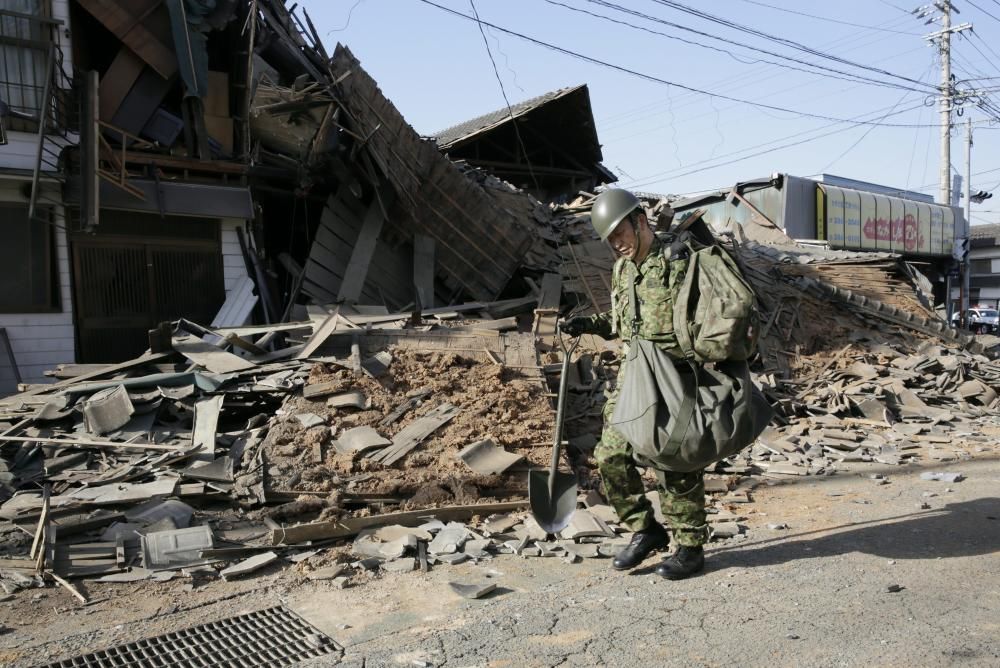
620, 102, 929, 189
818, 70, 931, 173
466, 0, 539, 191
647, 0, 934, 90
597, 13, 920, 127
599, 31, 928, 139
602, 43, 931, 144
967, 0, 1000, 24
733, 0, 922, 35
971, 30, 1000, 73
545, 0, 933, 93
581, 0, 936, 93
877, 0, 915, 14
416, 0, 951, 128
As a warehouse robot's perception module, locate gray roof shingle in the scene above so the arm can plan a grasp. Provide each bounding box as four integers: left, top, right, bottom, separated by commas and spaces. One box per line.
970, 222, 1000, 241
433, 85, 585, 148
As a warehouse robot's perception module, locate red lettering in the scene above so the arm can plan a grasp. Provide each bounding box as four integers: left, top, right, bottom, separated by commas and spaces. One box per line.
903, 214, 918, 251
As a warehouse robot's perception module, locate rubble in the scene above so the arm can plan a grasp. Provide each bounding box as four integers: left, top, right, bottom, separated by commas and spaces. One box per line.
1, 0, 998, 615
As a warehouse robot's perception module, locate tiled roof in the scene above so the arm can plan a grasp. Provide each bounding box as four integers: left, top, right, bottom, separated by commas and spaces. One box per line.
970, 222, 1000, 240
433, 85, 586, 148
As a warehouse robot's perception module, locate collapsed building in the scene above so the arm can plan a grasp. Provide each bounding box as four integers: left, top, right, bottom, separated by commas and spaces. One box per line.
0, 2, 998, 645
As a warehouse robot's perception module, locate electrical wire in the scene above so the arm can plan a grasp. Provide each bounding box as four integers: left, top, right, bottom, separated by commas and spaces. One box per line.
971, 30, 1000, 73
817, 81, 924, 173
467, 0, 539, 192
325, 0, 364, 33
597, 12, 920, 127
602, 44, 931, 145
732, 0, 922, 34
415, 0, 953, 128
647, 0, 934, 90
967, 0, 1000, 24
599, 26, 927, 136
905, 92, 929, 189
485, 26, 526, 94
581, 0, 936, 93
620, 102, 929, 190
543, 0, 929, 93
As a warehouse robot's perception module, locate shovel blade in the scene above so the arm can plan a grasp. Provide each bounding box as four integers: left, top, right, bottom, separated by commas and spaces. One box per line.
528, 470, 578, 534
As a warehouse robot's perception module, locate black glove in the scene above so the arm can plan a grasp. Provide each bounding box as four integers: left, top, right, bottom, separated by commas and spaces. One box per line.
560, 316, 592, 337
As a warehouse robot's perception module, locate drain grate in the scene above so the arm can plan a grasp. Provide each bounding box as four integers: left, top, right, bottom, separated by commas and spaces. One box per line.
40, 606, 341, 668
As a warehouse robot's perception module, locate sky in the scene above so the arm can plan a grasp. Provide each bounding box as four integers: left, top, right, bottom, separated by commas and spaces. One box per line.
300, 0, 1000, 226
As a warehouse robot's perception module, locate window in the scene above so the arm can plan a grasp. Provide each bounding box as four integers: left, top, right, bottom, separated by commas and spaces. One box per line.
970, 258, 993, 275
0, 201, 59, 312
0, 0, 51, 133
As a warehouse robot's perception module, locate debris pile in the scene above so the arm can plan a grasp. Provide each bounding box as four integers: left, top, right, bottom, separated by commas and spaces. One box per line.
2, 0, 998, 608
0, 305, 561, 598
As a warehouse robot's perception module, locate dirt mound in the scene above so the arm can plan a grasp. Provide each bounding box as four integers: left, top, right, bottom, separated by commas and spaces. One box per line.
261, 349, 555, 517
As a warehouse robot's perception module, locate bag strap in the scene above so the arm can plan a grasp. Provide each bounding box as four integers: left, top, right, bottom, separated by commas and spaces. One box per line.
672, 250, 697, 360
626, 262, 642, 337
611, 257, 629, 336
665, 359, 699, 454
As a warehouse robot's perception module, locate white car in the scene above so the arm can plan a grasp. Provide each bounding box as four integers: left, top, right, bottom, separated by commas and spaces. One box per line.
952, 308, 1000, 334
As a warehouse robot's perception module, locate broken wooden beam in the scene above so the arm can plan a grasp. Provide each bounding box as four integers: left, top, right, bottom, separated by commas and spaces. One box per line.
270, 501, 529, 545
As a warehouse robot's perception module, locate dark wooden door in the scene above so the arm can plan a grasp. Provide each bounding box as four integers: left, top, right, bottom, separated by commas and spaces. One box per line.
71, 235, 224, 362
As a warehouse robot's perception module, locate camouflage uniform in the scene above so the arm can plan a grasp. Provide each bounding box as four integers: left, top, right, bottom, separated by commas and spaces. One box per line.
583, 236, 708, 547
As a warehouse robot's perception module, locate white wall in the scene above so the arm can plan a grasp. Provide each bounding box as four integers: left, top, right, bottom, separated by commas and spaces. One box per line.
0, 0, 74, 172
220, 218, 250, 294
0, 132, 42, 171
0, 180, 74, 396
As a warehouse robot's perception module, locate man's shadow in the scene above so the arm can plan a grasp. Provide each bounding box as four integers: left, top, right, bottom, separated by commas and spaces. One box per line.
707, 498, 1000, 570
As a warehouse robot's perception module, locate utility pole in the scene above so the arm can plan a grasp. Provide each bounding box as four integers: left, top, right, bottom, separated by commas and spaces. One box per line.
919, 1, 971, 204
962, 116, 972, 323
919, 1, 972, 323
939, 2, 952, 207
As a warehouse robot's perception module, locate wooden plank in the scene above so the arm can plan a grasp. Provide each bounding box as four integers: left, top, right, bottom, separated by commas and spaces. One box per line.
192, 395, 224, 462
338, 198, 388, 303
98, 46, 145, 122
75, 0, 177, 79
212, 322, 312, 337
0, 352, 174, 405
302, 380, 344, 400
297, 309, 341, 359
0, 436, 186, 452
29, 485, 50, 562
413, 234, 435, 309
172, 336, 256, 373
369, 403, 461, 466
536, 272, 563, 312
271, 500, 529, 545
50, 570, 101, 597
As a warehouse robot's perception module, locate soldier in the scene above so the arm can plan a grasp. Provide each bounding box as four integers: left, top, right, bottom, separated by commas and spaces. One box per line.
561, 189, 707, 580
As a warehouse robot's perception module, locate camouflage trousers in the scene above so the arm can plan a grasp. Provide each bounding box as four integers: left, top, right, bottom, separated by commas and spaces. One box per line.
594, 388, 708, 547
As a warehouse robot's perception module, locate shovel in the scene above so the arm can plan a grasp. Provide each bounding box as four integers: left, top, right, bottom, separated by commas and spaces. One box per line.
529, 325, 580, 534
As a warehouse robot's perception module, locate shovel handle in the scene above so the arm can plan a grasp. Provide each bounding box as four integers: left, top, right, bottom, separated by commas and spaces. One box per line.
549, 324, 580, 495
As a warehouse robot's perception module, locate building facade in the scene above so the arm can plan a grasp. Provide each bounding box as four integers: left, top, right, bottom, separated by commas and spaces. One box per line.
0, 0, 252, 395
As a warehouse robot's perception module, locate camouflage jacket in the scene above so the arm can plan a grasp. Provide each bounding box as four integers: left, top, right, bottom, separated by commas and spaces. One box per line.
584, 235, 682, 350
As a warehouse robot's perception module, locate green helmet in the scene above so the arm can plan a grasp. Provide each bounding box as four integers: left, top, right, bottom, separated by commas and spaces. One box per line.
591, 189, 641, 241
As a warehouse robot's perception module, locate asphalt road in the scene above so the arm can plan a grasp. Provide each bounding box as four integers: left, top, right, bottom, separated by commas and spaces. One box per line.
4, 453, 997, 668
293, 455, 1000, 668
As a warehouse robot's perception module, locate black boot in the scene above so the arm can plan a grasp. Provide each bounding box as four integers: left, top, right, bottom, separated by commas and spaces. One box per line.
612, 524, 668, 570
655, 546, 705, 580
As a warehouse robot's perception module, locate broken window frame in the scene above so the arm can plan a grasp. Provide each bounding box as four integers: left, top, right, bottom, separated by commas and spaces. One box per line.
0, 200, 60, 313
0, 0, 55, 134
